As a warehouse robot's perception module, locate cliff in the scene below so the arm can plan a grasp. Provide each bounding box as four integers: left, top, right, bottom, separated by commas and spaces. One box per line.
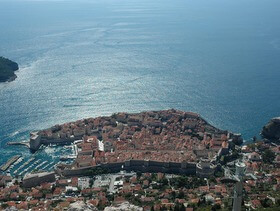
0, 57, 19, 82
261, 117, 280, 142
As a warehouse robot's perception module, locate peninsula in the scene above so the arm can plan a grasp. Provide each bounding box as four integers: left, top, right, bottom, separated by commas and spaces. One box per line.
30, 109, 243, 177
0, 57, 19, 82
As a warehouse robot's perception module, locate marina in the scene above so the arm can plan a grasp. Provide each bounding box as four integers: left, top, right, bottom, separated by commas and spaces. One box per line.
42, 161, 55, 171
34, 161, 48, 171
9, 157, 24, 173
60, 155, 76, 161
60, 143, 78, 161
0, 136, 75, 177
18, 159, 42, 176
14, 157, 35, 175
9, 144, 72, 176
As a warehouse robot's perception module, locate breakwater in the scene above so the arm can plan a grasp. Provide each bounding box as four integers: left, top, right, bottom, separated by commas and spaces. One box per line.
7, 141, 30, 148
0, 155, 21, 172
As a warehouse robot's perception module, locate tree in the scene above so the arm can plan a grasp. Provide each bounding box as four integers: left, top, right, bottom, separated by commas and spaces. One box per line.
151, 173, 157, 181
89, 178, 94, 187
179, 203, 186, 211
253, 136, 257, 142
171, 191, 176, 200
262, 149, 276, 164
174, 202, 180, 211
1, 204, 8, 209
136, 171, 142, 179
160, 206, 167, 211
178, 191, 185, 199
209, 176, 216, 184
160, 178, 168, 187
261, 198, 273, 208
211, 204, 221, 211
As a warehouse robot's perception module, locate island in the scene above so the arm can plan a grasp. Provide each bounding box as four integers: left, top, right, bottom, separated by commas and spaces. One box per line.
0, 57, 19, 82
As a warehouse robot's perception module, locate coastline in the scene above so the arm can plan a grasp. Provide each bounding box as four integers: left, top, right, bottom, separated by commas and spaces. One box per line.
27, 109, 243, 178
6, 74, 17, 82
3, 109, 278, 178
29, 109, 231, 151
0, 57, 19, 83
0, 74, 17, 83
2, 109, 280, 210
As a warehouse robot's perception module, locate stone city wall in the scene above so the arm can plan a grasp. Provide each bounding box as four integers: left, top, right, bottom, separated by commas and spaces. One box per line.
61, 160, 196, 177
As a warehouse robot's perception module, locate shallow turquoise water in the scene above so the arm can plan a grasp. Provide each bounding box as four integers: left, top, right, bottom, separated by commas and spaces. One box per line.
0, 0, 280, 166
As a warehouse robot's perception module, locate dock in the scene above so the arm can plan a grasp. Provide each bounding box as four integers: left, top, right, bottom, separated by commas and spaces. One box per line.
14, 157, 35, 175
0, 155, 21, 171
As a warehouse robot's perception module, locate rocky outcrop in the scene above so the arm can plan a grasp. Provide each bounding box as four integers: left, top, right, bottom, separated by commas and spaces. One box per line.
0, 57, 19, 82
4, 207, 18, 211
261, 117, 280, 141
67, 201, 98, 211
104, 202, 143, 211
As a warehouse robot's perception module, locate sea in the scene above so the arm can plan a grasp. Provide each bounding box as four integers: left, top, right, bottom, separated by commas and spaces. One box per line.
0, 0, 280, 174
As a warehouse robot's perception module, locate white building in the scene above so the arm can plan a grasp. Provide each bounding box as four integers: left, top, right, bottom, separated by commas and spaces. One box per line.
78, 177, 90, 189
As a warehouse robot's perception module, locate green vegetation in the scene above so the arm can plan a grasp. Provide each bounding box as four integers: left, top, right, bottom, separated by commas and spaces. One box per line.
1, 204, 9, 209
0, 56, 19, 82
170, 175, 207, 189
262, 149, 276, 164
84, 166, 109, 176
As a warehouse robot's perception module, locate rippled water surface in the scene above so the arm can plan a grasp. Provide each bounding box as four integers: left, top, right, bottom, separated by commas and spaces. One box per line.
0, 0, 280, 164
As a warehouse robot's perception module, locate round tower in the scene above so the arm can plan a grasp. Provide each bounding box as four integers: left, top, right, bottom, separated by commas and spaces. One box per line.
235, 162, 246, 179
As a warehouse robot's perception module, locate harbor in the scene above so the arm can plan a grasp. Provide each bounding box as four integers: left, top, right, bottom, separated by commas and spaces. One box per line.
0, 141, 74, 177
60, 142, 78, 161
14, 157, 35, 175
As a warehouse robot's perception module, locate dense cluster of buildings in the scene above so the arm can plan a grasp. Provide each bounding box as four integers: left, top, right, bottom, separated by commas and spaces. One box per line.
1, 138, 280, 210
0, 170, 231, 210
31, 110, 237, 177
1, 110, 279, 210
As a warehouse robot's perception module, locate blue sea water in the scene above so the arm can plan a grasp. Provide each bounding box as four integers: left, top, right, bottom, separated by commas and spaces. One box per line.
0, 0, 280, 168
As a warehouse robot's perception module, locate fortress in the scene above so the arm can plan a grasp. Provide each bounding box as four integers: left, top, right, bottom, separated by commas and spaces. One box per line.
30, 131, 77, 151
30, 109, 238, 177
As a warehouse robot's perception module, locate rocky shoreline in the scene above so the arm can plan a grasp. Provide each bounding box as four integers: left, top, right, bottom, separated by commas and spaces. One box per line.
261, 117, 280, 142
0, 57, 19, 83
6, 74, 17, 82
